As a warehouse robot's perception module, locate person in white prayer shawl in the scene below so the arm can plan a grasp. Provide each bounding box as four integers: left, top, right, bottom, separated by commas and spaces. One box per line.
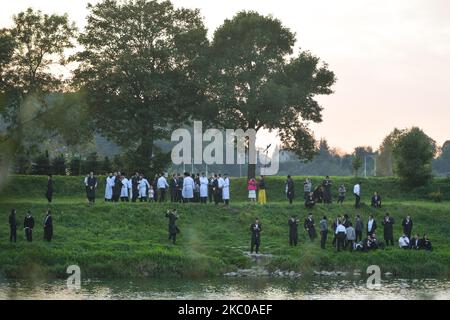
138, 175, 150, 202
218, 174, 225, 203
104, 173, 114, 202
399, 234, 410, 249
199, 172, 209, 204
182, 172, 195, 203
222, 173, 231, 206
120, 175, 131, 202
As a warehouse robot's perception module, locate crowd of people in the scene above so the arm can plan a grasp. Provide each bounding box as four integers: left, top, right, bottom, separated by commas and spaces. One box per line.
7, 209, 53, 243
11, 173, 433, 253
247, 213, 433, 254
79, 171, 232, 206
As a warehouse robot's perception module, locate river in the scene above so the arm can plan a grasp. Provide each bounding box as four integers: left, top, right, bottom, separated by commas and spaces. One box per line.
1, 277, 449, 300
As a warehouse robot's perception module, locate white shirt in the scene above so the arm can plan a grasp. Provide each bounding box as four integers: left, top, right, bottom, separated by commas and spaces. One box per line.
399, 236, 410, 248
335, 224, 347, 234
353, 184, 361, 196
157, 176, 169, 189
368, 219, 374, 232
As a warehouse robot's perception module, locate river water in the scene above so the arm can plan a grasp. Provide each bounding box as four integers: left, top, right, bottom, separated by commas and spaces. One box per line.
1, 277, 449, 300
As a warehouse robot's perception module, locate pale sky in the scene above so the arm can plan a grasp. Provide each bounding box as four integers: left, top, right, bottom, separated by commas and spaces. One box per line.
2, 0, 450, 153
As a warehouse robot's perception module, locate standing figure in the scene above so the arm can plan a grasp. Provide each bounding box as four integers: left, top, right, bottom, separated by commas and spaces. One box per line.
250, 218, 262, 254
213, 174, 220, 205
247, 178, 257, 203
24, 211, 35, 242
353, 182, 361, 209
120, 175, 130, 202
194, 173, 200, 203
335, 222, 347, 252
288, 216, 299, 246
258, 175, 267, 205
43, 210, 53, 242
86, 172, 98, 205
182, 172, 195, 203
105, 173, 114, 202
303, 178, 312, 201
170, 173, 178, 203
346, 223, 356, 251
165, 209, 179, 244
9, 209, 17, 243
217, 174, 224, 203
46, 174, 54, 203
367, 215, 377, 237
112, 172, 122, 202
304, 214, 317, 241
222, 174, 230, 206
131, 172, 140, 202
285, 175, 295, 204
305, 192, 315, 209
355, 215, 364, 243
157, 173, 169, 202
382, 213, 395, 246
322, 176, 332, 204
177, 173, 184, 203
138, 175, 150, 202
402, 215, 413, 239
199, 173, 209, 204
319, 216, 328, 249
208, 174, 214, 203
337, 184, 346, 204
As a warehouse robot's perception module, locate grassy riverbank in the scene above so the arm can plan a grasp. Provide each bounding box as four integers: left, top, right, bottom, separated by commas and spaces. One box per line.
0, 176, 449, 280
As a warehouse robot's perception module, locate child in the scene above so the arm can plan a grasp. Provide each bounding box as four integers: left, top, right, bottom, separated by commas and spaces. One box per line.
148, 185, 155, 202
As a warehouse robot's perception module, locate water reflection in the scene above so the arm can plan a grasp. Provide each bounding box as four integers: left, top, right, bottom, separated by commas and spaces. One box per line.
0, 278, 449, 300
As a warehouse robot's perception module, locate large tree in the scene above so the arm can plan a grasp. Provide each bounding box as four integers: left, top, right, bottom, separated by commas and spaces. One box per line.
73, 0, 209, 174
208, 11, 336, 178
433, 140, 450, 176
376, 128, 403, 177
393, 127, 437, 187
0, 8, 77, 182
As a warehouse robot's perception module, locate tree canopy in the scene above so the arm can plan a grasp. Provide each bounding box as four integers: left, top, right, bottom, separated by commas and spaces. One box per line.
207, 11, 336, 178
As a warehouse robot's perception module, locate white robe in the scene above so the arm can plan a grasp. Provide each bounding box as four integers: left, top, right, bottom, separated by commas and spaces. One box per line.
222, 177, 230, 200
199, 176, 208, 198
182, 176, 195, 199
104, 176, 114, 200
138, 178, 150, 198
121, 178, 130, 198
218, 177, 224, 190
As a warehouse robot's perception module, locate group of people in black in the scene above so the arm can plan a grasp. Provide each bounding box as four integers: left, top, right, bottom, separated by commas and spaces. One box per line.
7, 209, 53, 243
246, 212, 433, 254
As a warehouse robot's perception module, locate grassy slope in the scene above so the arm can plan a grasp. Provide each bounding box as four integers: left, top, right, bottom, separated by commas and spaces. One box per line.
0, 175, 449, 279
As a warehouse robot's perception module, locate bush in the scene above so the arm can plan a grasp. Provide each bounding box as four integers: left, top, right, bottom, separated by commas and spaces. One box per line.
429, 190, 443, 202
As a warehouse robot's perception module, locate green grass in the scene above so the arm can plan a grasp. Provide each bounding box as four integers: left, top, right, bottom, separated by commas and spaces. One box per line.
0, 175, 449, 280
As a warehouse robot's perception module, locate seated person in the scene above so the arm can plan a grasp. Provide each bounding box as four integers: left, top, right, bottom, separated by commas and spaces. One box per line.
305, 192, 316, 209
364, 234, 378, 251
398, 234, 410, 249
313, 186, 324, 203
422, 234, 433, 251
354, 241, 364, 252
410, 234, 422, 250
371, 192, 382, 208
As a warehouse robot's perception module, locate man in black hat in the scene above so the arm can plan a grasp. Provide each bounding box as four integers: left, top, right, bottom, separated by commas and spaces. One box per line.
288, 215, 299, 246
250, 218, 262, 254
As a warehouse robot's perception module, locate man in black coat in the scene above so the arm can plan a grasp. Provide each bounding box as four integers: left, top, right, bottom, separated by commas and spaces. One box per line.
131, 172, 140, 202
367, 215, 377, 237
169, 173, 178, 203
112, 173, 122, 202
402, 215, 413, 239
304, 214, 317, 241
410, 234, 422, 250
250, 219, 262, 254
382, 213, 395, 246
288, 215, 299, 246
286, 176, 295, 205
46, 174, 54, 203
322, 176, 332, 204
177, 174, 184, 203
87, 172, 98, 204
43, 210, 53, 242
9, 209, 17, 243
305, 192, 315, 209
24, 211, 35, 242
213, 174, 220, 205
165, 209, 179, 244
